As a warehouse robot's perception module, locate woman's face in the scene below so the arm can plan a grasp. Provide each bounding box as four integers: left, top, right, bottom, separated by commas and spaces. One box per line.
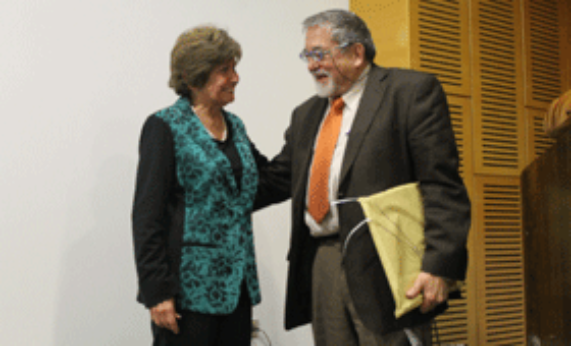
193, 60, 239, 108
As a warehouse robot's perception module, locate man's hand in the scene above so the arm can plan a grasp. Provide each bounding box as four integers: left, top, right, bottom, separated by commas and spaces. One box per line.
406, 272, 449, 313
150, 298, 181, 334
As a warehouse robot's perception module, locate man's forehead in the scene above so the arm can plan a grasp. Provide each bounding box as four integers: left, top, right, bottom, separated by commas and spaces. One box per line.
305, 25, 335, 47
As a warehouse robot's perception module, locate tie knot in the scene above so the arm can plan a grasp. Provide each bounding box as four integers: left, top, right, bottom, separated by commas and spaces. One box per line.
332, 97, 344, 113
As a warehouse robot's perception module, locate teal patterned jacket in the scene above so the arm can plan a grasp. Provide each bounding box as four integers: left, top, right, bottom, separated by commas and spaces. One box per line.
132, 97, 261, 314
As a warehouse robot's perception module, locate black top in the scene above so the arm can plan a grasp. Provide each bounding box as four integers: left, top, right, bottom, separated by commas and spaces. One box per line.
213, 122, 243, 191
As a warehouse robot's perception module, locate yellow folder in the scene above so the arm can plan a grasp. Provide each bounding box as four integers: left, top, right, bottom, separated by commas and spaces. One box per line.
358, 182, 425, 318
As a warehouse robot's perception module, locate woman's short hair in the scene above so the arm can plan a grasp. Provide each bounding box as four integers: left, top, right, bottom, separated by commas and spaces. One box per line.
302, 9, 376, 62
169, 26, 241, 98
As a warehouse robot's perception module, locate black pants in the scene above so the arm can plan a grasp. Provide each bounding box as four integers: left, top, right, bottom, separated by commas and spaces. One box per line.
152, 281, 252, 346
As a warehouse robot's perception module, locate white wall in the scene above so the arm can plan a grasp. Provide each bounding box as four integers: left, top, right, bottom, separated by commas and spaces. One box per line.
0, 1, 348, 345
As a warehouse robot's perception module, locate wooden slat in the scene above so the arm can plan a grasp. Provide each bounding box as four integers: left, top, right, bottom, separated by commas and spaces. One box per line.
472, 0, 526, 175
448, 97, 473, 179
523, 0, 565, 108
411, 0, 471, 96
474, 176, 527, 345
525, 108, 556, 165
430, 94, 473, 345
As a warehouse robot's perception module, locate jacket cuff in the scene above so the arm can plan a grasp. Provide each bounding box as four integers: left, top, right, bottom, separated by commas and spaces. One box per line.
139, 279, 179, 309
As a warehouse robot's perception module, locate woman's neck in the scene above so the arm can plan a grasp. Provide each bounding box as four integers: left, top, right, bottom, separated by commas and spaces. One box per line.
192, 102, 227, 141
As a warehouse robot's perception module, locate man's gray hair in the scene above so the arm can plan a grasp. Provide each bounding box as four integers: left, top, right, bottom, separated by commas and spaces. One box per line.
303, 9, 376, 62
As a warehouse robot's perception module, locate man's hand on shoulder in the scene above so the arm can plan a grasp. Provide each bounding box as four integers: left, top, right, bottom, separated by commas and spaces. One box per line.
406, 272, 449, 313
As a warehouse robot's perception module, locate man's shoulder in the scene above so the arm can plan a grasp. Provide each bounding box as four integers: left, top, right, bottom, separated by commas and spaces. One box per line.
294, 94, 325, 114
374, 65, 437, 84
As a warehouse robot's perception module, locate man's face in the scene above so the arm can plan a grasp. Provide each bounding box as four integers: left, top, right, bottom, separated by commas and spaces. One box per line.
304, 25, 356, 98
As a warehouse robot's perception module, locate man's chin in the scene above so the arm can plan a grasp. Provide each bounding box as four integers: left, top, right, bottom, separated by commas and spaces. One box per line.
315, 82, 336, 98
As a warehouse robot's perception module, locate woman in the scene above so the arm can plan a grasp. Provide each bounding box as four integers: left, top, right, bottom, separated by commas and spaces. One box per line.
132, 26, 266, 345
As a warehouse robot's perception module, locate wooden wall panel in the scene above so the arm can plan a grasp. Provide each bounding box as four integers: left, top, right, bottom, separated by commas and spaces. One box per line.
523, 0, 565, 108
449, 96, 474, 179
431, 95, 476, 345
352, 0, 412, 69
411, 0, 471, 96
474, 176, 527, 345
471, 0, 526, 175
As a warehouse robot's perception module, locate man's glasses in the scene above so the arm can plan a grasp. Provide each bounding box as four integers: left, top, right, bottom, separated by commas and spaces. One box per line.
299, 43, 349, 63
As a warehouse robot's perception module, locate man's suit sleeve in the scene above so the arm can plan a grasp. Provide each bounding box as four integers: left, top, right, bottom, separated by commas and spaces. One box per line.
406, 74, 471, 280
253, 117, 295, 210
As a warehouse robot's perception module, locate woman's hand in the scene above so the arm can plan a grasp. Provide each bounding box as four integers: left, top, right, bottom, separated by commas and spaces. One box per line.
150, 298, 181, 334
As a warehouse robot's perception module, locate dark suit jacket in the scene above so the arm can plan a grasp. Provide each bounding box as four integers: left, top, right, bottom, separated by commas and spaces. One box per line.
256, 65, 471, 335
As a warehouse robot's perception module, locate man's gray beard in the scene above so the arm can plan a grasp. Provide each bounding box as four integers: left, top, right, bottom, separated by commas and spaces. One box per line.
314, 78, 337, 98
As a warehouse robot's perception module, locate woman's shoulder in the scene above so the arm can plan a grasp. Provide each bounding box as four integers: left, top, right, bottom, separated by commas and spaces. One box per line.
139, 113, 173, 145
155, 97, 191, 121
141, 113, 170, 133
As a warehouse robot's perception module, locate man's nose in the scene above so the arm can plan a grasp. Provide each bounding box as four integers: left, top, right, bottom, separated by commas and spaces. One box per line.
307, 57, 319, 72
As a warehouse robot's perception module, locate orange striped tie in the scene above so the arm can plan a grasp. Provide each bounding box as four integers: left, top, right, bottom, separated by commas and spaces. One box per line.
308, 97, 345, 223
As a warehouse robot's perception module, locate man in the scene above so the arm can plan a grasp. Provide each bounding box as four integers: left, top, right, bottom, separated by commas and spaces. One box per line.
256, 9, 470, 346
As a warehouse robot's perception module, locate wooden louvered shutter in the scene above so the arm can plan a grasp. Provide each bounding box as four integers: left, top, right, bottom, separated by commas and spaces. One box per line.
448, 97, 474, 180
525, 108, 556, 160
522, 0, 563, 165
411, 2, 474, 342
411, 0, 471, 96
430, 96, 475, 345
472, 0, 526, 175
523, 0, 565, 108
474, 177, 526, 345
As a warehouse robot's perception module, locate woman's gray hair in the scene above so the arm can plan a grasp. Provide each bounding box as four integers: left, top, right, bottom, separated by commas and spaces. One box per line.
302, 9, 376, 62
169, 26, 241, 98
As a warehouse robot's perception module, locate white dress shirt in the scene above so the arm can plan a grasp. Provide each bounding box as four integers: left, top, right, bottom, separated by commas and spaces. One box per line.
305, 64, 371, 237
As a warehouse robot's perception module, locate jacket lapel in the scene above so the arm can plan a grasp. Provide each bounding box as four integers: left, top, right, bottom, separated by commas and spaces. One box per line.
175, 98, 241, 196
339, 65, 389, 185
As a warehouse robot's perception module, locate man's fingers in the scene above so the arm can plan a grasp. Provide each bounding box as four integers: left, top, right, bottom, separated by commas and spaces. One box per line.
407, 272, 451, 313
437, 286, 448, 302
420, 277, 449, 313
406, 277, 424, 299
420, 290, 435, 313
